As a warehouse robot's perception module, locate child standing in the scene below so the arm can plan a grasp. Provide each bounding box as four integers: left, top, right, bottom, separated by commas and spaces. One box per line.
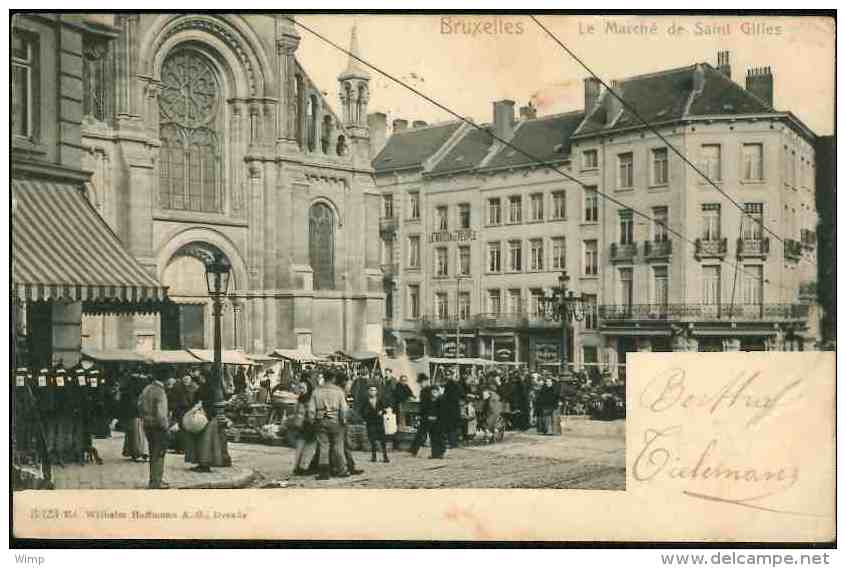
360, 385, 391, 463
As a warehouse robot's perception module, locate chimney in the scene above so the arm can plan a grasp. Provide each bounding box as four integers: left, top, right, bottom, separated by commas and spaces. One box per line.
392, 118, 408, 132
716, 50, 731, 79
519, 101, 537, 120
412, 120, 428, 129
584, 77, 601, 114
605, 79, 623, 126
746, 66, 774, 107
367, 112, 388, 158
492, 100, 515, 140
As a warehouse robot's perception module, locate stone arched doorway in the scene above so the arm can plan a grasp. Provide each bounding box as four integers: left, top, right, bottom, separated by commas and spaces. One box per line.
160, 241, 238, 350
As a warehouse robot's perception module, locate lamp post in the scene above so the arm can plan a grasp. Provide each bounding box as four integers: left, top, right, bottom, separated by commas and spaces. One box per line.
540, 270, 584, 376
204, 252, 231, 417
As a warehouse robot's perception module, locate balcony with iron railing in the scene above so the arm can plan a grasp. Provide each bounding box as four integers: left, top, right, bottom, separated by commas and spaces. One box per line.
737, 237, 770, 258
694, 237, 728, 259
610, 242, 638, 263
598, 303, 810, 323
784, 239, 803, 262
644, 239, 672, 260
421, 314, 476, 330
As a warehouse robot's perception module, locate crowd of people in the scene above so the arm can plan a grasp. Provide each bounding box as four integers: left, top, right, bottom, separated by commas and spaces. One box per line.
15, 357, 618, 489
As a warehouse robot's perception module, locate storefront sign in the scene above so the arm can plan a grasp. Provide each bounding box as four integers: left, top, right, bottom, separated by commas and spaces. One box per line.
495, 347, 513, 362
429, 229, 477, 243
442, 341, 468, 357
536, 343, 560, 363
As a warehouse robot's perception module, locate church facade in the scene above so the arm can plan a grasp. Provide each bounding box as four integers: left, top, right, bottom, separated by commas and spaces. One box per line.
78, 14, 383, 355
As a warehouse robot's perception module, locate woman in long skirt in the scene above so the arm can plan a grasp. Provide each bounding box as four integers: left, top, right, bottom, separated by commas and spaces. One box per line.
121, 374, 149, 461
292, 376, 318, 475
184, 370, 230, 472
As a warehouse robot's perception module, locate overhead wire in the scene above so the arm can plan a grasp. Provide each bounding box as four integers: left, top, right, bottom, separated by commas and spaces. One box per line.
288, 16, 807, 295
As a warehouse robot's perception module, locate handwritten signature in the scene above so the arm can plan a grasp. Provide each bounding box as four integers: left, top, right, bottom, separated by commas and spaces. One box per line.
639, 367, 804, 428
631, 425, 822, 516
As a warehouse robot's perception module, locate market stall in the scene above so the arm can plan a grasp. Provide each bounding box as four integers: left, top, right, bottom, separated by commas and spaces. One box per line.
424, 357, 497, 384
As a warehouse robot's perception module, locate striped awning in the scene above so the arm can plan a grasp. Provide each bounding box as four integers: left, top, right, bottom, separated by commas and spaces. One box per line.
12, 179, 167, 303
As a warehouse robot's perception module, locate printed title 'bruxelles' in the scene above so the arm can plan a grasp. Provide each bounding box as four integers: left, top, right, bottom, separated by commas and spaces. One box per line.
440, 17, 525, 36
579, 20, 783, 36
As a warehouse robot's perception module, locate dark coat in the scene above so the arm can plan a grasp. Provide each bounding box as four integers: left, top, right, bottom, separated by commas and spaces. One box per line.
360, 397, 388, 430
169, 381, 195, 420
393, 383, 414, 407
538, 385, 559, 411
418, 386, 435, 417
442, 380, 464, 426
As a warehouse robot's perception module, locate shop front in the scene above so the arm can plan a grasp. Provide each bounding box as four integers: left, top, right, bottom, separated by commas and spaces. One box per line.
12, 178, 169, 483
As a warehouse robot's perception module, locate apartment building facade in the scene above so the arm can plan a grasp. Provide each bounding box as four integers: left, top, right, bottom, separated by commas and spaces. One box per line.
374, 51, 820, 373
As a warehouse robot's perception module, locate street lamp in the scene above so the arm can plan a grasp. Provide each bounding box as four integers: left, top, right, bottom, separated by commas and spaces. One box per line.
204, 251, 231, 417
539, 270, 584, 376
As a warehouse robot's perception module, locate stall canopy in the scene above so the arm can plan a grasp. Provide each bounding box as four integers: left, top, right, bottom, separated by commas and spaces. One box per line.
81, 348, 152, 364
145, 350, 203, 365
335, 350, 381, 361
188, 349, 255, 366
270, 349, 326, 363
12, 180, 168, 310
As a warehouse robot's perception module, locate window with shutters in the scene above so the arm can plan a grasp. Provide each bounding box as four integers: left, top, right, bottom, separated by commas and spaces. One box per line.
551, 191, 566, 220
652, 147, 668, 185
488, 198, 502, 225
530, 239, 544, 271
700, 144, 722, 182
508, 240, 522, 272
702, 265, 721, 304
584, 188, 599, 223
435, 247, 448, 277
652, 265, 669, 307
742, 203, 764, 241
12, 30, 38, 140
742, 265, 763, 305
436, 293, 449, 319
653, 206, 669, 242
488, 241, 501, 272
407, 236, 420, 268
158, 50, 223, 213
552, 238, 566, 270
408, 285, 420, 318
618, 152, 634, 189
309, 203, 336, 290
408, 191, 420, 220
508, 195, 522, 223
742, 143, 764, 181
701, 204, 721, 240
619, 209, 634, 245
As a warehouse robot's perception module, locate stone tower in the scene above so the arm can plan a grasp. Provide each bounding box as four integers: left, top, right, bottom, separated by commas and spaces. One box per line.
338, 24, 371, 166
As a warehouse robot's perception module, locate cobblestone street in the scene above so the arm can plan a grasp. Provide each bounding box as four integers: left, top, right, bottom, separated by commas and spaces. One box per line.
49, 420, 624, 490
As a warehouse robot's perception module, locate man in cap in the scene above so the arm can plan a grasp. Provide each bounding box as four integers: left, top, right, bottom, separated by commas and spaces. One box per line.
408, 373, 433, 457
307, 369, 349, 479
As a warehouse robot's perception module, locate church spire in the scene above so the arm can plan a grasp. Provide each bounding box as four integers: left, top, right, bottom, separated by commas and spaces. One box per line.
339, 23, 370, 81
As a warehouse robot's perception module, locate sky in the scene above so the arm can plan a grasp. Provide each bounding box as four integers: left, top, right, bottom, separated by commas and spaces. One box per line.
296, 14, 835, 136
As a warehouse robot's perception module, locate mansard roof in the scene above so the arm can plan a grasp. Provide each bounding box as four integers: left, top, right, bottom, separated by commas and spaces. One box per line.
372, 121, 463, 172
575, 63, 775, 137
481, 111, 585, 170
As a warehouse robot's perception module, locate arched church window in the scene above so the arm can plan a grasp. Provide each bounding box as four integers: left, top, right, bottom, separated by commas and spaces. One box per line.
344, 83, 352, 123
356, 85, 367, 125
307, 95, 319, 152
336, 135, 347, 157
321, 115, 333, 154
309, 203, 335, 290
294, 75, 304, 148
158, 50, 222, 213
